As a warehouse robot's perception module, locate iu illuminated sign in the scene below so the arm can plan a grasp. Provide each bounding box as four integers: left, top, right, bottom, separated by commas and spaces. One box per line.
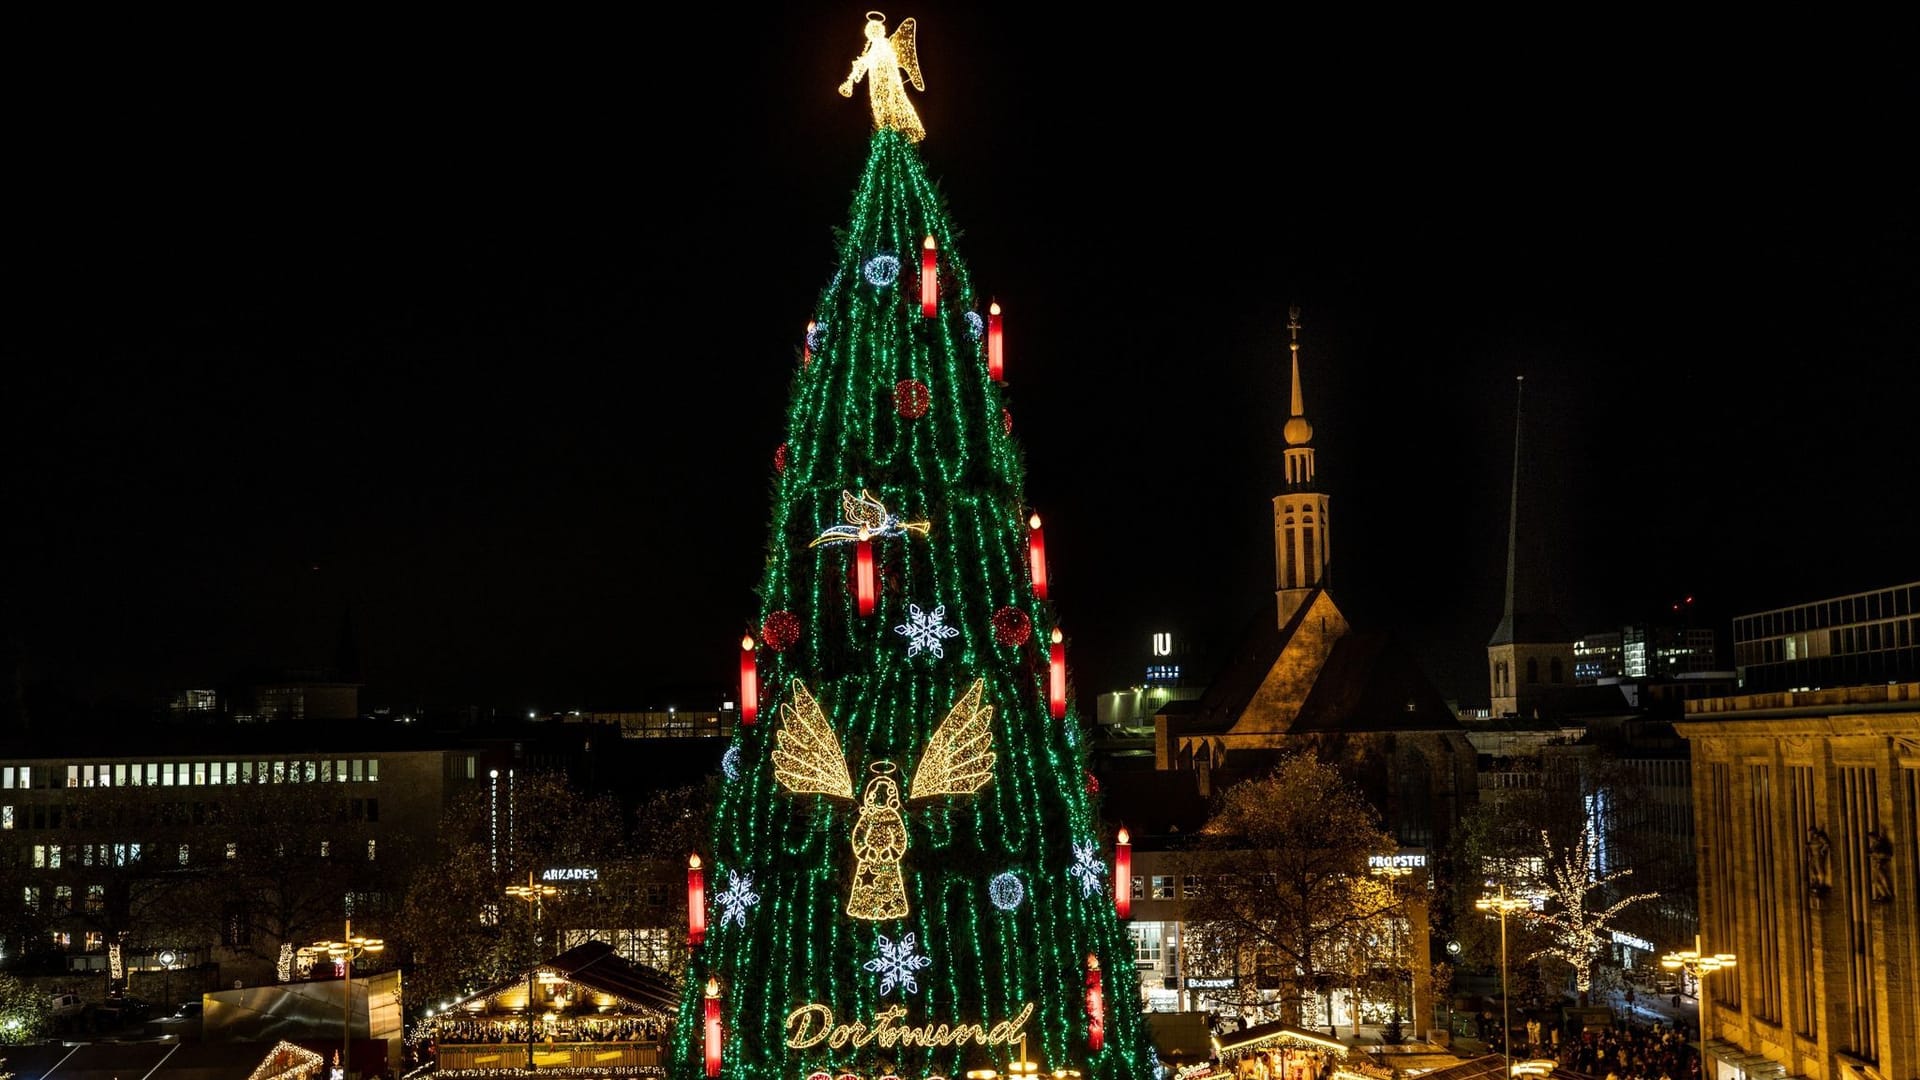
1151, 633, 1172, 656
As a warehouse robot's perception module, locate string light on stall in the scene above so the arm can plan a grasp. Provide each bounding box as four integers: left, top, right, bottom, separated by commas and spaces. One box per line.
1027, 514, 1048, 600
921, 235, 938, 316
687, 854, 707, 945
1050, 629, 1067, 720
1114, 827, 1132, 919
988, 301, 1005, 381
739, 636, 759, 725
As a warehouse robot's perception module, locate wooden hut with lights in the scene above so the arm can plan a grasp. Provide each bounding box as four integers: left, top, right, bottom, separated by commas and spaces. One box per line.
425, 941, 677, 1076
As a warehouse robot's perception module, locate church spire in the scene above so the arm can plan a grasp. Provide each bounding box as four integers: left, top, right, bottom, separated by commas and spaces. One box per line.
1486, 374, 1574, 716
1274, 305, 1330, 627
1281, 305, 1316, 488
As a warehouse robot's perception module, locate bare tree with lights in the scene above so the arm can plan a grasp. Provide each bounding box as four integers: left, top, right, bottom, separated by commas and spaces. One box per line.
1525, 824, 1655, 1006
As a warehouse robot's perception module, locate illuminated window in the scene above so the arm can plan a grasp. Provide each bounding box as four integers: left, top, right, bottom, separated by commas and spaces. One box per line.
321, 841, 330, 857
367, 839, 377, 861
1131, 923, 1162, 964
86, 885, 104, 913
55, 885, 72, 911
226, 842, 237, 860
1151, 875, 1176, 899
48, 845, 61, 869
1, 806, 10, 830
178, 844, 189, 865
352, 760, 364, 782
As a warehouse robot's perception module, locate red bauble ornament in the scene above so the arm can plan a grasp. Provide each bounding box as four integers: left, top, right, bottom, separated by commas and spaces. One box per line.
774, 443, 789, 473
762, 611, 801, 653
1086, 772, 1101, 796
1001, 408, 1013, 435
894, 379, 931, 419
992, 606, 1032, 647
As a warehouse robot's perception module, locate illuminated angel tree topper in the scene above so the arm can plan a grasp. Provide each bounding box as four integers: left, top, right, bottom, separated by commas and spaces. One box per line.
1526, 825, 1657, 1004
670, 13, 1152, 1080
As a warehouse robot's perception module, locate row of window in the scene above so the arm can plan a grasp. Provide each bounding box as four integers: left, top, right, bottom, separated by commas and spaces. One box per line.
1734, 584, 1919, 640
0, 759, 384, 791
3, 798, 380, 830
1736, 619, 1918, 666
24, 839, 378, 869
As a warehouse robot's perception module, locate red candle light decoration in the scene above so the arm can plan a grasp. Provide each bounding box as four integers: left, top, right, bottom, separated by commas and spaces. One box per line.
921, 235, 938, 317
1027, 513, 1049, 600
1050, 628, 1067, 720
738, 635, 758, 725
855, 534, 876, 617
987, 301, 1005, 381
687, 854, 707, 945
1114, 827, 1132, 919
1086, 954, 1105, 1052
703, 978, 723, 1078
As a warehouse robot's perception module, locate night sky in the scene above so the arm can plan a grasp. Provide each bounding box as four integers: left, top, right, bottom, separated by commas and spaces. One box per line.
13, 8, 1916, 716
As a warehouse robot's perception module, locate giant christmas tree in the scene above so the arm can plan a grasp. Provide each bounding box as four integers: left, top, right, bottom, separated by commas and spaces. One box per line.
671, 13, 1153, 1080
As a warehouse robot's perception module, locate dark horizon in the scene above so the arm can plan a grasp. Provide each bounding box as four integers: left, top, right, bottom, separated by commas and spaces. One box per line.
12, 8, 1916, 719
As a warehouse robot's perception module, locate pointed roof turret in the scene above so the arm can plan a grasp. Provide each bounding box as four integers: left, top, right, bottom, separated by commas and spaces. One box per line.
1280, 305, 1317, 490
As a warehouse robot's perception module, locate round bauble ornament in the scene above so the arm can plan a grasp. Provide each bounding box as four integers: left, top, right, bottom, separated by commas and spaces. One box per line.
1001, 408, 1014, 435
774, 443, 789, 473
991, 606, 1032, 647
894, 379, 931, 419
761, 610, 802, 653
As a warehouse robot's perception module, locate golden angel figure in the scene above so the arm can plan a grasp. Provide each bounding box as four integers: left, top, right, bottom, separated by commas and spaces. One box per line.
839, 12, 926, 143
771, 678, 995, 920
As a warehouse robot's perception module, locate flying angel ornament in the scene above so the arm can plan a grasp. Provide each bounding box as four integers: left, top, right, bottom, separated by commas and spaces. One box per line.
771, 678, 995, 920
808, 488, 931, 548
839, 12, 926, 143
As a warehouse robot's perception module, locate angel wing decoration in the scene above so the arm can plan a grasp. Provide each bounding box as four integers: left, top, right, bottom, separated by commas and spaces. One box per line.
909, 677, 995, 798
891, 18, 924, 93
838, 11, 927, 143
770, 681, 855, 798
771, 677, 996, 920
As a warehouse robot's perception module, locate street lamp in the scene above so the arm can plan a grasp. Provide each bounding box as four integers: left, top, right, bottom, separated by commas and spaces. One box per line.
298, 919, 384, 1080
1371, 863, 1414, 1034
506, 872, 560, 1072
1475, 885, 1529, 1078
1661, 935, 1735, 1080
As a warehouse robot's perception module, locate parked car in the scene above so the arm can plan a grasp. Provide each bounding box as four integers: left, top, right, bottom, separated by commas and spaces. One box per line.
50, 992, 86, 1018
172, 1001, 202, 1019
97, 993, 153, 1025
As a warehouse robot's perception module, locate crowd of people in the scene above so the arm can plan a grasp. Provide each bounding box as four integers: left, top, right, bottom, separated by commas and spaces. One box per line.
1511, 1018, 1702, 1080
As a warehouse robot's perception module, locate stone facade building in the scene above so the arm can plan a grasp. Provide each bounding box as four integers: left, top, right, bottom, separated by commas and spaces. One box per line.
1674, 682, 1919, 1080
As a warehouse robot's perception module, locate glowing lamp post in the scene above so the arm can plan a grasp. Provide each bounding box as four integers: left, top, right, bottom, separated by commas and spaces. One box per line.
988, 301, 1005, 381
1027, 514, 1048, 600
738, 636, 759, 725
1475, 885, 1528, 1079
1114, 828, 1132, 919
687, 854, 708, 945
1049, 629, 1067, 720
921, 235, 938, 316
703, 978, 723, 1078
1662, 935, 1735, 1080
505, 873, 559, 1071
298, 919, 384, 1080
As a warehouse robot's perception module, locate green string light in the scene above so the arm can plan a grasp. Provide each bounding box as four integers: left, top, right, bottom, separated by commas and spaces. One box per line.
672, 128, 1152, 1080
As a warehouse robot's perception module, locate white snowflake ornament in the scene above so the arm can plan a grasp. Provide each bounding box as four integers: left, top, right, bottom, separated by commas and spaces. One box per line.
714, 871, 760, 929
1068, 839, 1107, 897
863, 931, 935, 996
894, 603, 960, 659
